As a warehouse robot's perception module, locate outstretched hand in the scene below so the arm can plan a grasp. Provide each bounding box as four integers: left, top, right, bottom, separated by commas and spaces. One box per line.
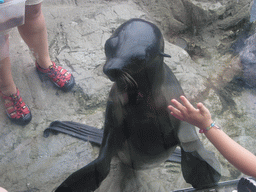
168, 96, 213, 130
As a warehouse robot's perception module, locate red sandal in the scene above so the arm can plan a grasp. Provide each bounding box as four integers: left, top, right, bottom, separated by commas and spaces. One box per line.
1, 88, 32, 125
36, 61, 75, 92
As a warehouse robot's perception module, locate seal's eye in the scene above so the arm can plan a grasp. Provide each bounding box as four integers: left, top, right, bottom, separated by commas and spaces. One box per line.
128, 56, 146, 74
131, 58, 143, 65
130, 55, 146, 65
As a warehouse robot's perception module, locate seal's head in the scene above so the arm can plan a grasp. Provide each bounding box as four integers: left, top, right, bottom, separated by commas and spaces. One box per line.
103, 19, 170, 89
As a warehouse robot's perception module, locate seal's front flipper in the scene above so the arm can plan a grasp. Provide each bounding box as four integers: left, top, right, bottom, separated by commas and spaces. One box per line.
55, 157, 110, 192
54, 100, 125, 192
180, 142, 221, 189
178, 121, 221, 189
54, 126, 116, 192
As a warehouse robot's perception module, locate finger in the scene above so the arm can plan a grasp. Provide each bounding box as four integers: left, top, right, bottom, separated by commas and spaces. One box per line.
180, 96, 196, 111
171, 99, 187, 114
170, 112, 185, 121
197, 103, 210, 116
168, 105, 182, 117
168, 106, 185, 121
168, 105, 184, 120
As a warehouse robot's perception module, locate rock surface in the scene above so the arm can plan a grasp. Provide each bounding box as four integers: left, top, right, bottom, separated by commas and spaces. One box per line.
0, 0, 255, 192
135, 0, 254, 35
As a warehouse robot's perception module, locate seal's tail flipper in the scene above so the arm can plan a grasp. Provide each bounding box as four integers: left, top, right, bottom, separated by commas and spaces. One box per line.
180, 142, 221, 189
43, 121, 103, 146
44, 121, 183, 163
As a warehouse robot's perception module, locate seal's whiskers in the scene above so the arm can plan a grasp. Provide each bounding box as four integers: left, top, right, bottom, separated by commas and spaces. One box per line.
122, 71, 138, 89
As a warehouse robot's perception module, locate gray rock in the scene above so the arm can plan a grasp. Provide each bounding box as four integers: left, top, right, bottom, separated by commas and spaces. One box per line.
135, 0, 253, 35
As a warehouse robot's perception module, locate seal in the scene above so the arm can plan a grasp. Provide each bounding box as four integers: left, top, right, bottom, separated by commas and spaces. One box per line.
55, 18, 221, 192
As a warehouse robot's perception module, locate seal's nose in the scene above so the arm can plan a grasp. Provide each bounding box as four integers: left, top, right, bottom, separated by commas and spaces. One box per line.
104, 69, 123, 81
103, 58, 124, 81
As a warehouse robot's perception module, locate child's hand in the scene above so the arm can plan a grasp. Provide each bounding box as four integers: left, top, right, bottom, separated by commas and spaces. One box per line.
168, 96, 213, 129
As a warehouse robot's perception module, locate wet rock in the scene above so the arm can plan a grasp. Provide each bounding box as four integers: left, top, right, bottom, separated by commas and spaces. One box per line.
135, 0, 253, 35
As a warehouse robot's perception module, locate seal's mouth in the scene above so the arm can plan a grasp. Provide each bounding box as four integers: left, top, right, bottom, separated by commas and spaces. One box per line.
115, 71, 138, 92
105, 69, 123, 82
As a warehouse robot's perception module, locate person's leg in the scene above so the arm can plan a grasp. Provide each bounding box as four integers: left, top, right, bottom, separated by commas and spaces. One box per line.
18, 3, 75, 91
0, 35, 16, 96
0, 35, 32, 125
17, 3, 51, 68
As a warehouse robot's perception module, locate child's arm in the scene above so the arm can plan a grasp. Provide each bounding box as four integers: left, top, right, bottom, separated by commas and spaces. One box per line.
168, 96, 256, 177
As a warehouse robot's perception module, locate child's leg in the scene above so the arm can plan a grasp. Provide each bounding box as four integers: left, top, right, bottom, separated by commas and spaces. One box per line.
0, 34, 16, 96
17, 3, 52, 68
